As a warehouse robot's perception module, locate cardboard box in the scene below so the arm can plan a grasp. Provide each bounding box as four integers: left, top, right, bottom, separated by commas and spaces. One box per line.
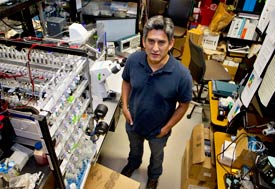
188, 124, 217, 182
84, 163, 140, 189
223, 59, 239, 80
181, 27, 203, 67
218, 129, 249, 169
202, 33, 220, 50
231, 129, 249, 169
209, 126, 215, 166
181, 140, 216, 189
232, 149, 257, 169
223, 65, 238, 80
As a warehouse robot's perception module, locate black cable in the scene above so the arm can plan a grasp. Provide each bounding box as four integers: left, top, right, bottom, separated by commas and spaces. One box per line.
216, 133, 249, 175
0, 18, 22, 30
230, 133, 249, 171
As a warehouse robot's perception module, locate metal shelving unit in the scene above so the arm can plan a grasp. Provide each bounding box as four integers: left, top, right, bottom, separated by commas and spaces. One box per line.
0, 39, 98, 189
81, 0, 141, 34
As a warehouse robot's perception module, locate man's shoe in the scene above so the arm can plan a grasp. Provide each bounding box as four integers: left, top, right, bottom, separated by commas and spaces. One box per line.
121, 164, 137, 177
146, 178, 158, 189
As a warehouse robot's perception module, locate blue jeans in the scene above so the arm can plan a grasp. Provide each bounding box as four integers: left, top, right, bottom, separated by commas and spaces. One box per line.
126, 124, 170, 179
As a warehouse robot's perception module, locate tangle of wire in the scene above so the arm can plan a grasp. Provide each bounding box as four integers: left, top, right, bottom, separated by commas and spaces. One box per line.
12, 42, 56, 109
216, 133, 249, 175
0, 9, 37, 36
248, 140, 266, 153
0, 18, 22, 31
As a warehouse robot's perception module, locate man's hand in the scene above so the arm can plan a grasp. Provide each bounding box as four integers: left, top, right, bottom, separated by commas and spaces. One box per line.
156, 127, 170, 138
122, 107, 133, 125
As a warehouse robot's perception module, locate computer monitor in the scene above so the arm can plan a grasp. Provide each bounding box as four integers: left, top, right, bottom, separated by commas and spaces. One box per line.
252, 92, 275, 119
96, 19, 136, 42
226, 109, 247, 135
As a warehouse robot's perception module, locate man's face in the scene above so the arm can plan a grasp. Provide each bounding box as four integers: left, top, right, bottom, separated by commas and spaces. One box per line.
142, 29, 174, 65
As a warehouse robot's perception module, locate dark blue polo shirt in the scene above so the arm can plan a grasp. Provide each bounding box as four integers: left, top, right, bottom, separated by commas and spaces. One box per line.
122, 51, 192, 139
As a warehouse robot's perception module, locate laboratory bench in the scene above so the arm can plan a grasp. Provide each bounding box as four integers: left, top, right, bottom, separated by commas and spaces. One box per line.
208, 80, 271, 131
0, 37, 133, 188
41, 96, 125, 189
208, 81, 229, 130
207, 79, 275, 189
213, 130, 275, 189
213, 131, 245, 189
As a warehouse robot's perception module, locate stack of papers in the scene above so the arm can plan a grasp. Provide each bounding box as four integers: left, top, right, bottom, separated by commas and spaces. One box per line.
227, 44, 250, 54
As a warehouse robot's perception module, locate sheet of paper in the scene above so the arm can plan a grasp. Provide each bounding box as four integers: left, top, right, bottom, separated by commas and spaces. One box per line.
253, 35, 275, 76
258, 55, 275, 107
257, 0, 275, 34
76, 0, 82, 10
227, 98, 243, 122
241, 69, 263, 108
266, 10, 275, 43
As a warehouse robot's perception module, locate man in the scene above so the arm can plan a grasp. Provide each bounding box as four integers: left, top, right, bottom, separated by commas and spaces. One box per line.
121, 15, 193, 189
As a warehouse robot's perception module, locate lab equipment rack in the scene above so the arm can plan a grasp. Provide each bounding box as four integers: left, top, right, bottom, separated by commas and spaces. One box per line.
0, 38, 98, 189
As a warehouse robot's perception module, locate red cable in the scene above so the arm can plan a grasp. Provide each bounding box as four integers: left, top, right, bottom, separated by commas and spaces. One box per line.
0, 72, 25, 79
16, 43, 56, 108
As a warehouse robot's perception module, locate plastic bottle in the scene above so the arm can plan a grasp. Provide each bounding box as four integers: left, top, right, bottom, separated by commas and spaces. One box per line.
34, 141, 48, 165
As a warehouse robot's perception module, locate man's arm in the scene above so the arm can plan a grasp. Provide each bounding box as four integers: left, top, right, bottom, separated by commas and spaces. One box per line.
121, 80, 133, 125
157, 102, 190, 138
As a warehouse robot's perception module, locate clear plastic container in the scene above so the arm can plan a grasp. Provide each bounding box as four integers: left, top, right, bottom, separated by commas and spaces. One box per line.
82, 2, 100, 16
100, 2, 112, 16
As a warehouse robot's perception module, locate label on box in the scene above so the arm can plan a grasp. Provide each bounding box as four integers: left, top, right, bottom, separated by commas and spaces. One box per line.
202, 34, 219, 50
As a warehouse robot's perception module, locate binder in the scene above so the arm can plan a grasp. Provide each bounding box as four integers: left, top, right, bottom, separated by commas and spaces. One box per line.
243, 0, 257, 12
228, 17, 243, 38
240, 19, 250, 39
237, 17, 246, 38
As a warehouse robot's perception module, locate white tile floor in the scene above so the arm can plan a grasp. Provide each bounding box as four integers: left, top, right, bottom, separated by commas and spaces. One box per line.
97, 104, 208, 189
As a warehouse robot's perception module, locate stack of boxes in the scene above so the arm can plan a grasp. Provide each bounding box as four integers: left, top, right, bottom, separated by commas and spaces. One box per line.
181, 124, 216, 189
